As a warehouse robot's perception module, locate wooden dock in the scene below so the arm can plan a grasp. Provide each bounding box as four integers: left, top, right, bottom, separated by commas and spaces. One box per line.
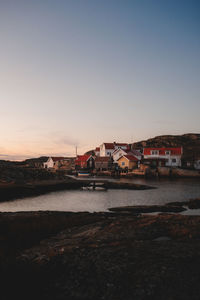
65, 175, 155, 190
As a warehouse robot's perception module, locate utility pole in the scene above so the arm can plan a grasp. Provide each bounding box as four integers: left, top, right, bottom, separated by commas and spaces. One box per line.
75, 146, 77, 157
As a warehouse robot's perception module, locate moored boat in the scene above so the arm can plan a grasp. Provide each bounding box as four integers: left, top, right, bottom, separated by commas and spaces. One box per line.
78, 171, 90, 177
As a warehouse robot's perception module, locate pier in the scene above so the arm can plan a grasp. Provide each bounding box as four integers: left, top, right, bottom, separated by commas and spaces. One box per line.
65, 175, 155, 190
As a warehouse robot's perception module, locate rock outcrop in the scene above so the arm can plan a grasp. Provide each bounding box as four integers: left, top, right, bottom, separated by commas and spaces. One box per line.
1, 212, 200, 299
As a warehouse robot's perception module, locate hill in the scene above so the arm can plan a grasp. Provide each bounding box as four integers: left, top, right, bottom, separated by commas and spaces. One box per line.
132, 133, 200, 164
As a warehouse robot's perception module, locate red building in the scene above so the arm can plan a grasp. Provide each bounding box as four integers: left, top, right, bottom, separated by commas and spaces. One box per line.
75, 155, 95, 170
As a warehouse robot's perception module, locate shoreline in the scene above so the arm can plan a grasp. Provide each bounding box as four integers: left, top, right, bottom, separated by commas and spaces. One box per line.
0, 178, 155, 202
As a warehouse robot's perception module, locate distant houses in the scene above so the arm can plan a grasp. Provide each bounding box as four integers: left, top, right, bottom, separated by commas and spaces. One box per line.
44, 157, 65, 169
44, 157, 75, 170
33, 139, 199, 174
74, 143, 184, 172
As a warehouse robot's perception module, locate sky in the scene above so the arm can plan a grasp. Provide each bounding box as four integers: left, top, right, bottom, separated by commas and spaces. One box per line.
0, 0, 199, 160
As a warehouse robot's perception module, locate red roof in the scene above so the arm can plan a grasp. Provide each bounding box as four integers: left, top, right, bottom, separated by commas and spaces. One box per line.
144, 157, 167, 161
103, 142, 128, 149
95, 156, 110, 162
143, 147, 182, 155
123, 155, 139, 161
104, 143, 115, 149
115, 143, 128, 147
127, 150, 141, 157
75, 155, 91, 163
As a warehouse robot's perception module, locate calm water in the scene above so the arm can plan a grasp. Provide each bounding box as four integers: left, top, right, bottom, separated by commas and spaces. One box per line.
0, 178, 200, 213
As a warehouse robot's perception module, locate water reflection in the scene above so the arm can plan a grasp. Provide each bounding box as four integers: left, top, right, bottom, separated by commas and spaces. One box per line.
0, 178, 199, 213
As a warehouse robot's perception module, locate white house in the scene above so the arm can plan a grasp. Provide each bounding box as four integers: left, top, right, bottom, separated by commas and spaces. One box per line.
112, 148, 128, 162
43, 157, 66, 169
99, 142, 128, 157
143, 147, 182, 167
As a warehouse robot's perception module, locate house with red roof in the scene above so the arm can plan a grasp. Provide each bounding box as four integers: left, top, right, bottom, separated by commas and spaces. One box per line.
44, 157, 68, 169
99, 142, 128, 157
75, 155, 95, 170
117, 155, 139, 170
143, 147, 182, 167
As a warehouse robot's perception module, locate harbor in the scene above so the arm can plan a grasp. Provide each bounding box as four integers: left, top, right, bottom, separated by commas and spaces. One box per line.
0, 178, 199, 213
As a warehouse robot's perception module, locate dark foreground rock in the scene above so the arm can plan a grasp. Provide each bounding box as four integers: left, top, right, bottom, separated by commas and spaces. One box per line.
1, 211, 200, 299
109, 204, 186, 213
167, 198, 200, 209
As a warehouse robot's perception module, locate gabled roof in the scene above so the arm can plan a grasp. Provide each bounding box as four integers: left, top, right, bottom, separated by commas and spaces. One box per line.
143, 147, 182, 155
104, 143, 115, 149
118, 155, 138, 162
103, 142, 128, 150
124, 155, 139, 161
112, 148, 141, 157
112, 148, 127, 155
144, 157, 167, 161
115, 143, 128, 147
127, 150, 142, 157
95, 156, 111, 162
75, 155, 92, 163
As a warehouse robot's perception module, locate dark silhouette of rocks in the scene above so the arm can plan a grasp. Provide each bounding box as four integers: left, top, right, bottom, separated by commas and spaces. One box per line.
167, 198, 200, 209
109, 204, 186, 213
1, 212, 200, 299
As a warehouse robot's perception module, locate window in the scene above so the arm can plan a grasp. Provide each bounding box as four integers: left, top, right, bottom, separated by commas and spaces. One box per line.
122, 162, 125, 166
172, 158, 176, 163
151, 150, 159, 155
165, 151, 171, 155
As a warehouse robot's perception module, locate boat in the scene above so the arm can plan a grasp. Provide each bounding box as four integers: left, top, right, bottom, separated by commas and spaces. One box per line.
81, 182, 107, 191
81, 186, 107, 191
78, 171, 90, 177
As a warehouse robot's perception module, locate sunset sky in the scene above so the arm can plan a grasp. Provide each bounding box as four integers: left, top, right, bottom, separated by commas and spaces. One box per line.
0, 0, 199, 160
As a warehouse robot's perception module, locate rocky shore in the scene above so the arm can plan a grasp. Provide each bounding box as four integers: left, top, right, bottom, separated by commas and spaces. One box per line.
0, 178, 155, 202
1, 207, 200, 300
0, 179, 83, 202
